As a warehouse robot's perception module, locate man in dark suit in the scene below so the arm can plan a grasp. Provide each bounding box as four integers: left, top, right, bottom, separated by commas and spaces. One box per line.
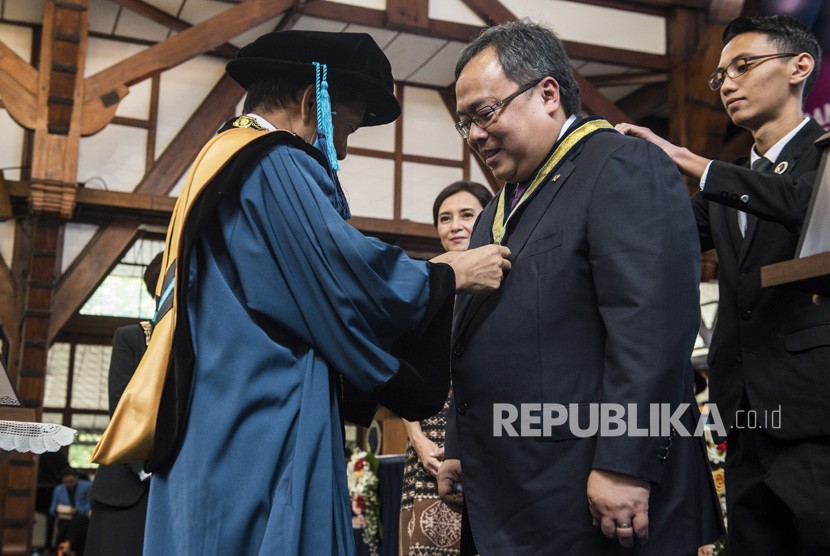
86, 253, 162, 556
437, 19, 723, 555
619, 14, 829, 556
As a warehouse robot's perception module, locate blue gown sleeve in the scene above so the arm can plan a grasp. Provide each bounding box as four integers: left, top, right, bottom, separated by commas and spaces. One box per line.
227, 144, 453, 420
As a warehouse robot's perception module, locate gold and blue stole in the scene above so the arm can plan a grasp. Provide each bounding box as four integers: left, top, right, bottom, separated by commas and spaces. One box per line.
491, 116, 615, 244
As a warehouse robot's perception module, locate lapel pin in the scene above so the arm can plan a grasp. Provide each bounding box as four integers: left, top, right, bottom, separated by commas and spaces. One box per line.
774, 161, 788, 174
551, 174, 561, 183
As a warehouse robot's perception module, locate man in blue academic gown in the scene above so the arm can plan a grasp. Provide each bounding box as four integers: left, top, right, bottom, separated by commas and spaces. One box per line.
142, 31, 510, 556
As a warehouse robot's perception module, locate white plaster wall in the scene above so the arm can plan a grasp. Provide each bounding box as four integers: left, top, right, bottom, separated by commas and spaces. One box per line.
61, 223, 99, 273
501, 0, 666, 54
401, 162, 463, 223
155, 55, 229, 158
339, 155, 395, 219
402, 86, 462, 160
85, 38, 151, 119
77, 124, 149, 192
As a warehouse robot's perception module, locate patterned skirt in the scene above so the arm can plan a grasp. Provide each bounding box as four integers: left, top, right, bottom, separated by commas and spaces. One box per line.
399, 397, 461, 555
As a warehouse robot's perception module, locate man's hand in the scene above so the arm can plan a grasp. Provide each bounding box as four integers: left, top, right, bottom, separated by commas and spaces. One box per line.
447, 244, 511, 294
587, 469, 650, 548
615, 123, 679, 160
615, 123, 710, 179
437, 458, 464, 513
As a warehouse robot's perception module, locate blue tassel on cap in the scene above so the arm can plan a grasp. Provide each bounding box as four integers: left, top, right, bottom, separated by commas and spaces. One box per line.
312, 62, 351, 220
313, 62, 340, 172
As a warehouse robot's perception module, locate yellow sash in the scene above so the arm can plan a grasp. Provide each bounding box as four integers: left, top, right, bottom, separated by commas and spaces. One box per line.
491, 118, 614, 244
92, 125, 273, 465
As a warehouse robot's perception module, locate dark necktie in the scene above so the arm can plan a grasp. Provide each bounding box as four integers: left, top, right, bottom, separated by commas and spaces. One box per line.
741, 157, 773, 236
751, 157, 774, 172
510, 182, 528, 209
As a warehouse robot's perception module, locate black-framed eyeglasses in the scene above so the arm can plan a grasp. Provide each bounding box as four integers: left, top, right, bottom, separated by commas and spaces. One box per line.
455, 81, 538, 139
708, 52, 798, 91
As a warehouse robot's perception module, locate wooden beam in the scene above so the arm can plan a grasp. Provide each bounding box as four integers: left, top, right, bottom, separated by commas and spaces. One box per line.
8, 179, 175, 217
0, 257, 15, 349
675, 0, 745, 165
574, 71, 632, 124
576, 0, 708, 16
458, 0, 634, 124
386, 0, 428, 30
134, 75, 244, 196
48, 73, 244, 342
80, 0, 293, 136
47, 221, 140, 343
111, 0, 238, 59
301, 0, 667, 70
617, 83, 667, 122
0, 41, 38, 129
458, 0, 514, 25
351, 216, 437, 239
565, 42, 668, 72
586, 72, 667, 87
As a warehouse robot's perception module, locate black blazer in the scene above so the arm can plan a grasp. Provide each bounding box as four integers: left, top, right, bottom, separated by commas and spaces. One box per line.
90, 324, 150, 507
694, 118, 830, 439
446, 127, 722, 555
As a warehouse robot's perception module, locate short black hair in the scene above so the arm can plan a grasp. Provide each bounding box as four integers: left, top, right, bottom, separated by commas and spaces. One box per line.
455, 19, 581, 117
143, 252, 164, 297
723, 15, 822, 97
61, 466, 78, 478
432, 181, 493, 227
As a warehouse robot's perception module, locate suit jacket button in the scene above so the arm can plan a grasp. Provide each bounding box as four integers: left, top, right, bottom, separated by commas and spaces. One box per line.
457, 402, 468, 415
740, 309, 753, 320
736, 352, 743, 363
453, 344, 465, 357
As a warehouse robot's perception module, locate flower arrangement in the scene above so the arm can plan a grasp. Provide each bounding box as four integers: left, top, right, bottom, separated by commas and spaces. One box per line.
704, 426, 728, 555
347, 449, 381, 556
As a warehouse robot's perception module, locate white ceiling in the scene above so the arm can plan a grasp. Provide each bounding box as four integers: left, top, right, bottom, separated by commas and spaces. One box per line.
1, 0, 667, 92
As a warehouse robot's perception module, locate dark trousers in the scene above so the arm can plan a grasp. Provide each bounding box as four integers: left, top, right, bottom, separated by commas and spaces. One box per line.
55, 514, 89, 556
725, 425, 830, 556
460, 499, 478, 556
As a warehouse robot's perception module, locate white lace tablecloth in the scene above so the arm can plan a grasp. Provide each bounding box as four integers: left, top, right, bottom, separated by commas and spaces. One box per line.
0, 420, 77, 460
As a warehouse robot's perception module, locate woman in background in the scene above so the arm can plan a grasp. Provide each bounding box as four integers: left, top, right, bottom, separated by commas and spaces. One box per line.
399, 181, 492, 556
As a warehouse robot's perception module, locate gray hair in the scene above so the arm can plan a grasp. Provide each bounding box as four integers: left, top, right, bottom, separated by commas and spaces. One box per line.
455, 19, 581, 116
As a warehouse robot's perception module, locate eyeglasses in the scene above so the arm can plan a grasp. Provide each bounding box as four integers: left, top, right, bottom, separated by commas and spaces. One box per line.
708, 52, 798, 91
455, 81, 538, 139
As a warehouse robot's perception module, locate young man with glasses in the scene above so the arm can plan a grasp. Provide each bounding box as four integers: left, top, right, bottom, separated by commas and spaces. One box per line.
437, 19, 723, 555
618, 15, 829, 555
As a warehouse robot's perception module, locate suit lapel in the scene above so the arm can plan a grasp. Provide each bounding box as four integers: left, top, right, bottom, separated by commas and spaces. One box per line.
738, 122, 819, 266
452, 155, 577, 342
453, 198, 498, 341
503, 160, 574, 257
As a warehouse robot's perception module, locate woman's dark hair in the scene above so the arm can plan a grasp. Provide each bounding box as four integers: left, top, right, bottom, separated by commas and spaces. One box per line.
432, 181, 493, 226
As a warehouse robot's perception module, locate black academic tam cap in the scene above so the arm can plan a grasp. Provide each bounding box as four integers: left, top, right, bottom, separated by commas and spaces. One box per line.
226, 30, 400, 127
